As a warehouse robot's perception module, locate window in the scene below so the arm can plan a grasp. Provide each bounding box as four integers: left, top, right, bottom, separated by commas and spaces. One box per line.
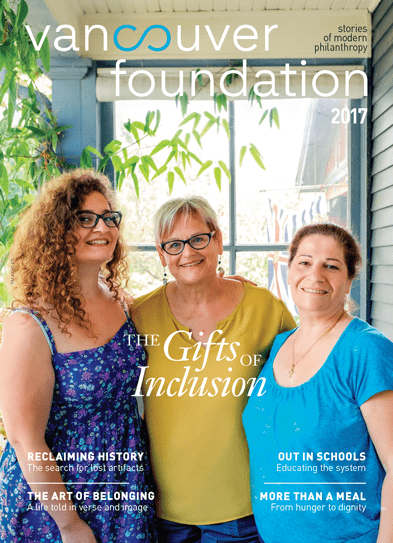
115, 96, 353, 315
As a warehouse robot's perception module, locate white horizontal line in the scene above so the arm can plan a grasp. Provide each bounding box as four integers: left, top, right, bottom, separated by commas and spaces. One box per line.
264, 482, 366, 485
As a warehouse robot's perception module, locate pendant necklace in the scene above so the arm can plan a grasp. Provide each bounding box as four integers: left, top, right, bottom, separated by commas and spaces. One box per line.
289, 310, 344, 378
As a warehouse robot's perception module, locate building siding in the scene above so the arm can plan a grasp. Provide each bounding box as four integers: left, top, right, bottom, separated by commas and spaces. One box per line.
371, 0, 393, 340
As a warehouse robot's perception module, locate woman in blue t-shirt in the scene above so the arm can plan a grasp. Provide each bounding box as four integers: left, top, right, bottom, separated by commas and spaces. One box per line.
243, 223, 393, 543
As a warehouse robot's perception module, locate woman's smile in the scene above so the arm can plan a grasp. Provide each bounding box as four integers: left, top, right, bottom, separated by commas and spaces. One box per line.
157, 213, 222, 284
289, 234, 352, 316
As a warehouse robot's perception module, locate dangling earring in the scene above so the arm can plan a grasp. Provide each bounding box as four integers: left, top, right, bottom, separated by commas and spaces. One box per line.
217, 255, 224, 275
163, 266, 168, 285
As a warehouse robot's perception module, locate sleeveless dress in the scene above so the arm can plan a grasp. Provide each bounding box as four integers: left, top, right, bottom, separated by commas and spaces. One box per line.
0, 310, 157, 542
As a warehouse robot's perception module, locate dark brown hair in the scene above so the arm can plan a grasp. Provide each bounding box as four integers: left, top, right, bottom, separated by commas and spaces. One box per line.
8, 169, 129, 333
288, 223, 362, 280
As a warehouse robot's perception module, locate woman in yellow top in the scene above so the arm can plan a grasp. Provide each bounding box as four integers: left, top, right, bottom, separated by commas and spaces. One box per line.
131, 196, 296, 543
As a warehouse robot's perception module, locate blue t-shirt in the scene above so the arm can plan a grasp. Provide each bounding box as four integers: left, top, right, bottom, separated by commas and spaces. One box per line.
243, 318, 393, 543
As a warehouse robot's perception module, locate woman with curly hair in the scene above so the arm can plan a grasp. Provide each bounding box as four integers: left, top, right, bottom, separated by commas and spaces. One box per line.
0, 170, 157, 543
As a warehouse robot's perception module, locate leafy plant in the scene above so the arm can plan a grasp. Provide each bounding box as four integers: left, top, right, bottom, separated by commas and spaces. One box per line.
0, 0, 281, 303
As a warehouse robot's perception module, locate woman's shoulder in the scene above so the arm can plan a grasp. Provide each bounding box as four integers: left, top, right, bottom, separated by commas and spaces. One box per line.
131, 285, 166, 313
272, 327, 297, 351
1, 310, 52, 354
343, 317, 393, 354
243, 284, 295, 322
243, 283, 286, 304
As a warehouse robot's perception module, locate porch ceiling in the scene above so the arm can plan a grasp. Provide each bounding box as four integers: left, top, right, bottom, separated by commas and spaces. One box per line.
68, 0, 381, 13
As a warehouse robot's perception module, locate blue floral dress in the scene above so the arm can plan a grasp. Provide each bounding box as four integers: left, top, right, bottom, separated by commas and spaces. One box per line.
0, 310, 157, 542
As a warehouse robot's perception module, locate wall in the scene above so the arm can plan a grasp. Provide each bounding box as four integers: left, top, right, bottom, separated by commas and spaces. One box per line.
371, 0, 393, 340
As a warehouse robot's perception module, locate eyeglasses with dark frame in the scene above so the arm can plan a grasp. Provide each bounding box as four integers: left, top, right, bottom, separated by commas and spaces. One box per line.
75, 211, 122, 229
160, 231, 216, 255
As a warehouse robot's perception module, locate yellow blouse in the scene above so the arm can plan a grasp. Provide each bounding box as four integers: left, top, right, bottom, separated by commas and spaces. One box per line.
131, 283, 296, 524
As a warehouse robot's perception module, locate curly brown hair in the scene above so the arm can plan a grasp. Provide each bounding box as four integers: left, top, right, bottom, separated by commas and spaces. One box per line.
7, 169, 129, 333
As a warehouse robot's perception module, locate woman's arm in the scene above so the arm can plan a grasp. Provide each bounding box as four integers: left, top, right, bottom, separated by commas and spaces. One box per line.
361, 390, 393, 543
0, 312, 96, 543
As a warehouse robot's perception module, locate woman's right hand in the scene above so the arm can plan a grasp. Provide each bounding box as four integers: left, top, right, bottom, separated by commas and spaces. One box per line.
60, 517, 97, 543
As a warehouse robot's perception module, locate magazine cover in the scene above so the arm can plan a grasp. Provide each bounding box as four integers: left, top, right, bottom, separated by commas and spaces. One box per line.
2, 1, 392, 542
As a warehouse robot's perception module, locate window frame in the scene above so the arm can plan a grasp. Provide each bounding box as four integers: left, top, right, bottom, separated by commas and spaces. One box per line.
100, 57, 370, 320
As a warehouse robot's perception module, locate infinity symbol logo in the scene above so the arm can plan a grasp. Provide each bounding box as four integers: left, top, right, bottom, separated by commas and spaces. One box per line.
113, 24, 171, 52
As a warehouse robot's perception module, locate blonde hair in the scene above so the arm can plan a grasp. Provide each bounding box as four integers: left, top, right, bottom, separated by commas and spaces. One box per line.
154, 196, 219, 242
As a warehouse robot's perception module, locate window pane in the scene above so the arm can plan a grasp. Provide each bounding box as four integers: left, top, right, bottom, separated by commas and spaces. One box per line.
115, 100, 230, 246
235, 98, 348, 245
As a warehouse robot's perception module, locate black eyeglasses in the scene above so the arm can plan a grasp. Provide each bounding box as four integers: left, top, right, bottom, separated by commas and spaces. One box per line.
160, 231, 215, 255
75, 211, 122, 229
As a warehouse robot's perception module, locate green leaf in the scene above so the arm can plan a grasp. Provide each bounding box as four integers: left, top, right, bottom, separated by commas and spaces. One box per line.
193, 113, 201, 130
81, 148, 93, 168
249, 143, 266, 170
184, 133, 190, 146
222, 119, 231, 139
142, 155, 158, 172
152, 109, 161, 135
218, 160, 231, 181
151, 139, 171, 156
200, 119, 215, 138
248, 86, 262, 108
117, 171, 126, 191
0, 163, 9, 195
174, 166, 186, 185
128, 123, 140, 145
7, 75, 16, 129
192, 130, 202, 148
177, 139, 188, 151
104, 140, 122, 154
37, 33, 50, 72
194, 69, 204, 88
164, 148, 176, 166
98, 155, 110, 171
179, 112, 199, 127
25, 125, 46, 137
124, 156, 139, 168
131, 172, 139, 198
133, 121, 145, 131
111, 155, 124, 172
187, 151, 203, 165
0, 70, 14, 105
171, 130, 182, 144
167, 171, 175, 194
197, 160, 213, 177
85, 145, 103, 159
16, 0, 29, 27
151, 165, 167, 180
239, 146, 247, 167
182, 151, 187, 171
204, 112, 215, 122
54, 125, 73, 134
51, 133, 58, 150
214, 92, 227, 113
180, 93, 188, 117
270, 107, 280, 129
259, 110, 268, 125
144, 110, 155, 132
214, 167, 221, 190
139, 164, 149, 182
